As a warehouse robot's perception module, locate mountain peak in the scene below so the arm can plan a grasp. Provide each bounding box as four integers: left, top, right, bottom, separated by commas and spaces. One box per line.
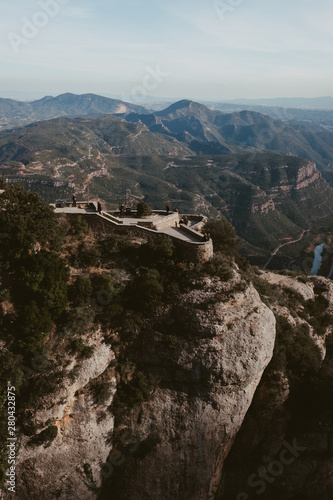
156, 99, 213, 118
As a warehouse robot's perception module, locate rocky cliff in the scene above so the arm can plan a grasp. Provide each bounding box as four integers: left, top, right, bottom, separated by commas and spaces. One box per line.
2, 329, 116, 500
2, 242, 332, 499
218, 272, 333, 500
2, 271, 276, 500
99, 273, 276, 500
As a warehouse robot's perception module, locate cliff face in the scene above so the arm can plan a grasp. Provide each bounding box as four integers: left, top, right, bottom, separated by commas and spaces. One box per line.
4, 264, 331, 500
269, 162, 322, 194
5, 272, 276, 500
218, 273, 333, 500
3, 330, 116, 500
100, 273, 276, 499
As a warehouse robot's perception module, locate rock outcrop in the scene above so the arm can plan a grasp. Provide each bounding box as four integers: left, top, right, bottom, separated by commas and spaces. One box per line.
3, 273, 276, 500
100, 273, 276, 499
2, 330, 116, 500
218, 272, 333, 500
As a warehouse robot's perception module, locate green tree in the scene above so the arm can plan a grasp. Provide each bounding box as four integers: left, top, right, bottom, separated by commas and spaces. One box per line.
139, 235, 175, 267
129, 269, 164, 311
16, 251, 69, 318
136, 201, 152, 218
0, 184, 63, 261
15, 302, 53, 353
70, 215, 89, 236
68, 275, 93, 306
203, 218, 240, 255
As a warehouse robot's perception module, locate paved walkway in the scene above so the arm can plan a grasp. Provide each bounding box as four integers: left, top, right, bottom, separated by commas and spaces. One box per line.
52, 207, 206, 244
161, 226, 203, 243
54, 207, 96, 214
117, 214, 164, 226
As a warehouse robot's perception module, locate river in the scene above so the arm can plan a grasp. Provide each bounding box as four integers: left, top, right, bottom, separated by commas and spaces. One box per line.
311, 243, 324, 275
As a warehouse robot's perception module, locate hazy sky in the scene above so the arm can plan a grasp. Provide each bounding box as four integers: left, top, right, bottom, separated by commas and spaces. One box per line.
1, 0, 332, 101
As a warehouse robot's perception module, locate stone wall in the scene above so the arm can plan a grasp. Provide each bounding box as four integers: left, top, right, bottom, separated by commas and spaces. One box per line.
64, 213, 213, 263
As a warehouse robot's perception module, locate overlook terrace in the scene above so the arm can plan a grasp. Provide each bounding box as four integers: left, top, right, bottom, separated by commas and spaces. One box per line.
50, 201, 214, 263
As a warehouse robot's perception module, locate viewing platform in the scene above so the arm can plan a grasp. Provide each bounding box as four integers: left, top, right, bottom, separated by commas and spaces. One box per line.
51, 201, 213, 262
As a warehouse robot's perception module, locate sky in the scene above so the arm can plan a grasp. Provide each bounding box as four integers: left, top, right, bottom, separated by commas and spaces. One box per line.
0, 0, 332, 101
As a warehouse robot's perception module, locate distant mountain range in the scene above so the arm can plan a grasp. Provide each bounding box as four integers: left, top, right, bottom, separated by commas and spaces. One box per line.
0, 93, 149, 131
224, 96, 333, 109
123, 99, 333, 168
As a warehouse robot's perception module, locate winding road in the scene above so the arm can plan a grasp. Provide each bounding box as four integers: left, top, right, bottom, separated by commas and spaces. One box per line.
264, 229, 309, 268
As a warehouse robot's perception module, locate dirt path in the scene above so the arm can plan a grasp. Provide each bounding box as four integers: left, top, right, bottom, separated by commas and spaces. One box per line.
130, 128, 145, 142
82, 165, 109, 191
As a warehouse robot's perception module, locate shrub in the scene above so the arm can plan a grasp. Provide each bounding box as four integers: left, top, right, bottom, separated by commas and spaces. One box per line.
300, 295, 332, 336
136, 201, 152, 218
138, 235, 175, 267
0, 184, 63, 261
16, 302, 53, 354
129, 269, 164, 311
63, 307, 95, 335
202, 254, 234, 281
68, 275, 93, 307
15, 251, 69, 319
70, 216, 89, 236
269, 316, 321, 383
70, 339, 94, 359
0, 289, 11, 302
76, 244, 101, 268
112, 371, 151, 411
91, 274, 115, 299
98, 303, 124, 329
203, 218, 240, 256
92, 380, 112, 404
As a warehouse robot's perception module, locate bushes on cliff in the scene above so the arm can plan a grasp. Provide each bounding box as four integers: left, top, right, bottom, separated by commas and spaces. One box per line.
15, 251, 69, 319
270, 316, 321, 382
202, 254, 234, 281
68, 275, 93, 307
138, 235, 175, 268
112, 370, 152, 411
73, 242, 102, 268
69, 215, 89, 237
70, 339, 94, 359
15, 302, 53, 353
128, 269, 164, 312
0, 184, 63, 262
300, 294, 332, 336
203, 218, 240, 256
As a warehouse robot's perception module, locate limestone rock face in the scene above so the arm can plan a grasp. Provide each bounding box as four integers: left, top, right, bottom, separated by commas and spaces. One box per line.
3, 276, 276, 500
3, 330, 116, 500
101, 276, 276, 500
218, 272, 333, 500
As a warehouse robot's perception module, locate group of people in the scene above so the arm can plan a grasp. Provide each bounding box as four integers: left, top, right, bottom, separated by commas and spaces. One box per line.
166, 205, 190, 228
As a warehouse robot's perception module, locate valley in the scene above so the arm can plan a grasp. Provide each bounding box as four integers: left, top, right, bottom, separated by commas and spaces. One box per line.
0, 94, 332, 270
